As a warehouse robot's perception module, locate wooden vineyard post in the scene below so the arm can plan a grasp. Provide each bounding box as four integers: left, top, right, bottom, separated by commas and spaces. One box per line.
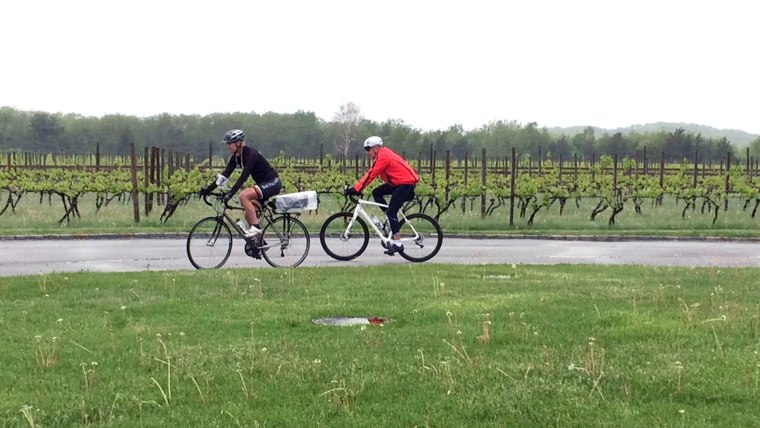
130, 142, 140, 223
481, 148, 486, 218
510, 147, 516, 226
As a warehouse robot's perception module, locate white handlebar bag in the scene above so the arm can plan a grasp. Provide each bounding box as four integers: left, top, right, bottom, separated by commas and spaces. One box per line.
272, 191, 318, 213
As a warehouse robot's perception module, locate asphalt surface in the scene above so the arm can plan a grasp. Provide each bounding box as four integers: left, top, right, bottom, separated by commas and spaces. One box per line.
1, 236, 759, 277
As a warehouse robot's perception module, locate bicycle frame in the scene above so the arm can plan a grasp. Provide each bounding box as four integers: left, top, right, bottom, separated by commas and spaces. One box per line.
208, 193, 293, 252
347, 199, 420, 247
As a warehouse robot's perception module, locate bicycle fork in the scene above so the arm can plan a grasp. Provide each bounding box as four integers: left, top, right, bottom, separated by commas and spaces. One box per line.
206, 217, 226, 247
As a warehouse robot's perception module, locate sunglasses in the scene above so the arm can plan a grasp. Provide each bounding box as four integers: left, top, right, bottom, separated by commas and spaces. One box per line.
364, 146, 372, 152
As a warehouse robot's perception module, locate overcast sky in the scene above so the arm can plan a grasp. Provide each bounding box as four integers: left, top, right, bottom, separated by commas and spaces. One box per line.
2, 0, 758, 134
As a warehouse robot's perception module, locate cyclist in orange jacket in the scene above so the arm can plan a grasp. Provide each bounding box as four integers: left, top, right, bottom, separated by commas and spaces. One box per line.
345, 136, 420, 255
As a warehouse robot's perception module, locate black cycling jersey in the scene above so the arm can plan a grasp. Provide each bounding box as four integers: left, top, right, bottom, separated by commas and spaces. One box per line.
221, 146, 279, 195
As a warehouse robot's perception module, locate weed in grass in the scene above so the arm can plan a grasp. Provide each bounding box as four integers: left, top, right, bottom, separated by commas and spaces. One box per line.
507, 312, 535, 343
133, 397, 161, 423
285, 268, 295, 287
321, 379, 365, 413
432, 277, 453, 298
138, 337, 147, 368
19, 404, 37, 428
432, 275, 441, 296
658, 283, 683, 304
417, 349, 438, 375
107, 394, 125, 425
165, 276, 177, 299
34, 335, 59, 369
227, 271, 240, 295
593, 303, 602, 320
150, 333, 174, 406
674, 360, 684, 393
710, 325, 725, 357
199, 371, 215, 402
80, 361, 97, 423
444, 311, 471, 366
440, 360, 456, 394
36, 276, 49, 294
189, 373, 206, 403
236, 369, 251, 400
584, 337, 605, 378
250, 278, 264, 299
710, 285, 725, 311
477, 313, 491, 344
678, 297, 700, 327
69, 339, 94, 354
568, 338, 606, 400
221, 409, 244, 427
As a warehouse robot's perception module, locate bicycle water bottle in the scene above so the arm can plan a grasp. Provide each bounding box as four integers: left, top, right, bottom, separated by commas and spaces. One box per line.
236, 218, 249, 231
370, 215, 382, 230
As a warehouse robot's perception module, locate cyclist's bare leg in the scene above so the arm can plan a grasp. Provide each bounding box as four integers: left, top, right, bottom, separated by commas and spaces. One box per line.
240, 186, 262, 226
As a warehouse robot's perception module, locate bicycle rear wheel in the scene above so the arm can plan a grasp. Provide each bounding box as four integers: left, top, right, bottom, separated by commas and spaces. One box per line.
187, 217, 233, 269
398, 213, 443, 262
320, 212, 369, 261
260, 215, 310, 268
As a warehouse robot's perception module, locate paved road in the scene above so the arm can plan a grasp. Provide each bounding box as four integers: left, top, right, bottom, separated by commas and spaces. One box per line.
1, 237, 759, 277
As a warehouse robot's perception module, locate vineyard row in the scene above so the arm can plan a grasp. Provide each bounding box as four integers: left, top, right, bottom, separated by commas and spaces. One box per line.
5, 144, 760, 180
3, 145, 760, 228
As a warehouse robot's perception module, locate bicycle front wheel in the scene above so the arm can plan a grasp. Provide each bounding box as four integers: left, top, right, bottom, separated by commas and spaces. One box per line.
260, 215, 310, 268
398, 213, 443, 262
187, 217, 233, 269
320, 212, 369, 261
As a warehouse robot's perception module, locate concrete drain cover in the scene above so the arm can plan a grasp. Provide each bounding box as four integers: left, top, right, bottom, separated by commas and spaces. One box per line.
312, 316, 389, 326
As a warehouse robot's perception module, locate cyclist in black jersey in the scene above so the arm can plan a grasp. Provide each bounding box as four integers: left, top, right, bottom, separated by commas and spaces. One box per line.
200, 129, 281, 237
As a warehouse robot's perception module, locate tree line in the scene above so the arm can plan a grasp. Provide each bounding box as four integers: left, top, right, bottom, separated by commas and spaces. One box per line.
2, 106, 758, 164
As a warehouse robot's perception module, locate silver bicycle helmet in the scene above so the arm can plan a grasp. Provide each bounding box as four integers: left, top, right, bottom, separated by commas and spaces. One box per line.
222, 129, 245, 144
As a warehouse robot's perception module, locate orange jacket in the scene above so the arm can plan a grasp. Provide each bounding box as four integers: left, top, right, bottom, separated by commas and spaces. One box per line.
354, 146, 420, 192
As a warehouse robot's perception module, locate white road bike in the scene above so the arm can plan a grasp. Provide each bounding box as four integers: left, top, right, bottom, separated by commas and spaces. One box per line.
319, 196, 443, 262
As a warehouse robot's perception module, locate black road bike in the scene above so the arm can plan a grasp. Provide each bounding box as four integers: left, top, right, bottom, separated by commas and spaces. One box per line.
187, 192, 310, 269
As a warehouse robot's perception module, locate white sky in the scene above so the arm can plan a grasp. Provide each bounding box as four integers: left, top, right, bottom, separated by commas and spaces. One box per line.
2, 0, 758, 134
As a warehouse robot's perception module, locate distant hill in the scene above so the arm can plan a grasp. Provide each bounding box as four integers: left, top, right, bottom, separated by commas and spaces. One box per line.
546, 122, 759, 146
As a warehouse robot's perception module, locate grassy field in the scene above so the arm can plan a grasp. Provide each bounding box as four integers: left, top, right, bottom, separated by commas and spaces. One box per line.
2, 264, 760, 427
2, 192, 760, 238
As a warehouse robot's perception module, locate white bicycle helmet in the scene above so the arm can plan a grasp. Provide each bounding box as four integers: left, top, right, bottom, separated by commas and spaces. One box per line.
363, 136, 383, 149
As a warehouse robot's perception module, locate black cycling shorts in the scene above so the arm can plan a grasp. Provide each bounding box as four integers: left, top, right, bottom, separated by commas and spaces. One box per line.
257, 177, 282, 200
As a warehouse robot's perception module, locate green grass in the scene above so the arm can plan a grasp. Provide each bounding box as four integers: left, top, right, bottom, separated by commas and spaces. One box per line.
2, 192, 760, 238
2, 264, 760, 426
